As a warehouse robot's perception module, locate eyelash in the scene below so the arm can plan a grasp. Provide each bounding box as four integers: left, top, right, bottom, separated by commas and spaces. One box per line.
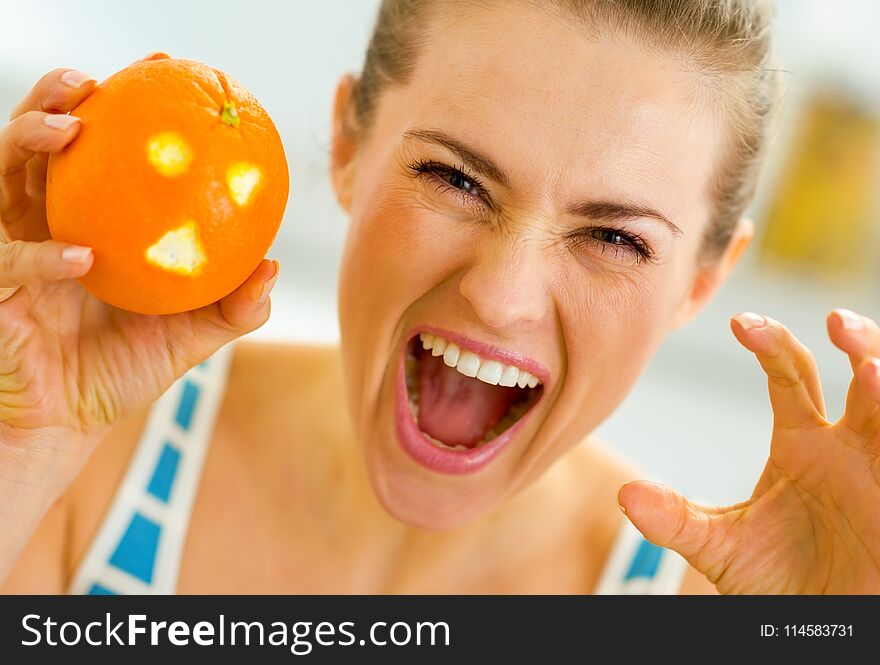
566, 228, 657, 265
407, 158, 656, 265
408, 159, 491, 210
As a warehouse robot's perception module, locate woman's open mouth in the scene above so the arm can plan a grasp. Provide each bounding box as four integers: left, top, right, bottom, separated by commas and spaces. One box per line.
394, 327, 545, 474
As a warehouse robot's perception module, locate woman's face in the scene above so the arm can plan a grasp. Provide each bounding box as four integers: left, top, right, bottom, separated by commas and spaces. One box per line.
335, 3, 746, 528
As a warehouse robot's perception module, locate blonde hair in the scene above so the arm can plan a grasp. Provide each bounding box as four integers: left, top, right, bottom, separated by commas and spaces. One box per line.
351, 0, 780, 260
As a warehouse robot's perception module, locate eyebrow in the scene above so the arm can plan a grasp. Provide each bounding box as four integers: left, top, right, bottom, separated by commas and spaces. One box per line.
404, 127, 682, 237
403, 128, 511, 188
568, 200, 683, 237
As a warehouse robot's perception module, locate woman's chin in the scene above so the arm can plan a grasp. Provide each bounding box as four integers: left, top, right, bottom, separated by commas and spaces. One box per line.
361, 441, 508, 531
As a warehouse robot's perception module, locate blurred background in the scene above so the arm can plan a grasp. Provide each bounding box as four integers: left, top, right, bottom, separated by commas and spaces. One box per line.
1, 0, 878, 506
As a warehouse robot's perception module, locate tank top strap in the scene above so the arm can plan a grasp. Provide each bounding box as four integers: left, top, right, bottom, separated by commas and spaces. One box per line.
593, 485, 692, 595
66, 342, 236, 595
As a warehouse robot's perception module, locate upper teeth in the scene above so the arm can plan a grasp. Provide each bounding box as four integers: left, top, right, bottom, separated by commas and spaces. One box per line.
419, 333, 541, 389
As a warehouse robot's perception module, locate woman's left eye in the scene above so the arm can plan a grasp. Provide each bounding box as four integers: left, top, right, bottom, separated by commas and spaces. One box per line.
592, 228, 632, 247
569, 227, 656, 264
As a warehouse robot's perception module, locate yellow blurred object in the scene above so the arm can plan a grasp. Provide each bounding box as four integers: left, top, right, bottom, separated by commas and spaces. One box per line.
759, 94, 880, 279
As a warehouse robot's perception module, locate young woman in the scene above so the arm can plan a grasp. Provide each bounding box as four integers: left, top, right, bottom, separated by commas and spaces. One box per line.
1, 0, 878, 595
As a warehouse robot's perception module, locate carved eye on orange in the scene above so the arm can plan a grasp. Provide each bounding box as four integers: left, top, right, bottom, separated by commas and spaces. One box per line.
147, 132, 193, 176
226, 162, 262, 206
45, 57, 290, 315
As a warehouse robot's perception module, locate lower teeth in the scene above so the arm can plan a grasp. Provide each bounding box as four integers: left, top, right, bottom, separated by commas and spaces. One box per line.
407, 378, 531, 452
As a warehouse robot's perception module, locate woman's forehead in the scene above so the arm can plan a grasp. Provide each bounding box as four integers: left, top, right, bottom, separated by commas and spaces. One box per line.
391, 2, 721, 223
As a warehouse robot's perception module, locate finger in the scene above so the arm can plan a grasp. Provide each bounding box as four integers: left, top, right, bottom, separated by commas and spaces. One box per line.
0, 239, 93, 302
827, 310, 880, 440
843, 357, 880, 441
618, 480, 738, 580
827, 309, 880, 372
731, 312, 827, 428
133, 51, 171, 64
0, 111, 82, 219
855, 358, 880, 401
167, 259, 279, 365
9, 68, 97, 121
25, 153, 50, 204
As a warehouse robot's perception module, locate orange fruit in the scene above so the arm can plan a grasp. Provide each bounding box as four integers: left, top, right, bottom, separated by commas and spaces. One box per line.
46, 57, 289, 315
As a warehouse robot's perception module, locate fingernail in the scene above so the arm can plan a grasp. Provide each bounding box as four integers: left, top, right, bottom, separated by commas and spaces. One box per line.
61, 70, 96, 89
258, 277, 278, 304
870, 358, 880, 378
733, 312, 766, 330
835, 308, 864, 331
44, 114, 81, 131
61, 246, 92, 262
258, 263, 279, 304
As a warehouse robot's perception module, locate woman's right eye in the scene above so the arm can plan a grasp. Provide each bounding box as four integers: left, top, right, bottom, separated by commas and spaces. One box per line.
408, 159, 489, 209
437, 168, 481, 198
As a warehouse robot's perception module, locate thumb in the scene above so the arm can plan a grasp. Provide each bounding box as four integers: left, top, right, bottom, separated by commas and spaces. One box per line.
173, 259, 279, 363
618, 480, 737, 576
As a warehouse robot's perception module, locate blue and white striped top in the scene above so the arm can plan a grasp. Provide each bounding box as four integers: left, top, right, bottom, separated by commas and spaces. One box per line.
66, 342, 689, 595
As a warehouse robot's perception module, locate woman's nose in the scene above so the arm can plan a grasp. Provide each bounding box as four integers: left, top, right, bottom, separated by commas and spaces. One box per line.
458, 241, 551, 330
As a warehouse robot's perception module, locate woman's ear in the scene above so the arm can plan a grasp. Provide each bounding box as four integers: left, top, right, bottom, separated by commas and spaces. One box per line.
331, 73, 359, 213
669, 217, 755, 331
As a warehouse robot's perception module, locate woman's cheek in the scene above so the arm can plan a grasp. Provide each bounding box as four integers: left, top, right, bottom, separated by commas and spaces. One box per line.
561, 256, 670, 353
349, 185, 477, 304
553, 264, 673, 434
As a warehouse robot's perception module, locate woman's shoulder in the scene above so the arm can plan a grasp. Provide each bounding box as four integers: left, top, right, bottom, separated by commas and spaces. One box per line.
69, 338, 344, 495
229, 338, 342, 382
565, 437, 644, 567
61, 339, 343, 581
565, 439, 717, 594
565, 435, 646, 514
218, 338, 349, 444
223, 338, 343, 412
480, 437, 643, 592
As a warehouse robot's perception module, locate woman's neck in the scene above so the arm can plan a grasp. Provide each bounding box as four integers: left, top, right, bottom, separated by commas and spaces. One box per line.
229, 340, 416, 560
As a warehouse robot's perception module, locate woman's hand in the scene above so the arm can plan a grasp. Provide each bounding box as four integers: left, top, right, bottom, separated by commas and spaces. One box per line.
618, 309, 880, 594
0, 58, 278, 581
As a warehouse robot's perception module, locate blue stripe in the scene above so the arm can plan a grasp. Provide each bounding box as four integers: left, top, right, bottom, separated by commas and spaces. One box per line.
109, 512, 161, 585
624, 539, 665, 580
146, 442, 181, 503
175, 380, 200, 431
88, 583, 117, 595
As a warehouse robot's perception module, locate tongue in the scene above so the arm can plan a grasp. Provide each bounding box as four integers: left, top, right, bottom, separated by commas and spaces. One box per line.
416, 349, 520, 448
